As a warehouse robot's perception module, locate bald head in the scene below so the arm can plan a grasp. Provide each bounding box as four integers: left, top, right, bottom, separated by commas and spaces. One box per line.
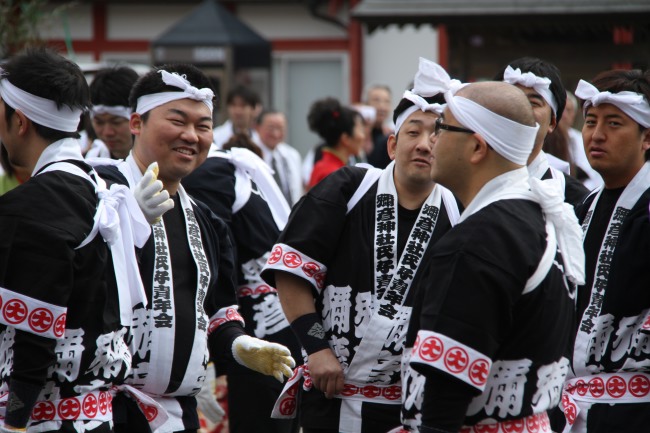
456, 82, 536, 128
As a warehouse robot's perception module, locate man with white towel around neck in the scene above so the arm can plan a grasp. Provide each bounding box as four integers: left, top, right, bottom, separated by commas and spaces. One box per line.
495, 57, 589, 207
94, 64, 295, 433
0, 48, 148, 433
400, 81, 584, 433
560, 69, 650, 433
261, 58, 460, 433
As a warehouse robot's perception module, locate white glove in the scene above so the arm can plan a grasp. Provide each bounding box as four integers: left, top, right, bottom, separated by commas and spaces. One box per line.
195, 363, 225, 423
232, 335, 295, 382
133, 162, 174, 224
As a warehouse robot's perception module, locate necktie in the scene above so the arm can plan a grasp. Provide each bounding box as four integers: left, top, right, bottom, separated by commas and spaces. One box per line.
272, 154, 291, 204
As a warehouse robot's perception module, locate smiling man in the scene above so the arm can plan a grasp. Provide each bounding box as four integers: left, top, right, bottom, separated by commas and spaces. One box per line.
562, 70, 650, 433
261, 58, 460, 433
94, 64, 294, 433
495, 57, 589, 207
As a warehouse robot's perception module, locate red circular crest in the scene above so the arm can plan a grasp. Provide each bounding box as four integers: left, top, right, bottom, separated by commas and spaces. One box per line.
279, 397, 296, 416
283, 252, 302, 268
502, 419, 525, 433
3, 299, 28, 325
139, 403, 158, 421
302, 262, 321, 277
83, 394, 98, 418
28, 308, 54, 333
31, 401, 56, 421
564, 402, 577, 425
361, 385, 381, 399
444, 347, 469, 374
525, 414, 540, 433
629, 375, 650, 397
474, 423, 498, 433
418, 336, 444, 362
58, 397, 81, 420
98, 391, 109, 415
382, 386, 401, 401
588, 377, 605, 398
575, 379, 588, 396
53, 314, 67, 338
605, 375, 627, 398
268, 246, 283, 264
468, 359, 490, 386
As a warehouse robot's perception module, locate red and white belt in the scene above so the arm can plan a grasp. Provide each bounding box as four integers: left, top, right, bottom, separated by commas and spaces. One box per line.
271, 365, 401, 419
561, 372, 650, 433
387, 412, 551, 433
0, 384, 167, 430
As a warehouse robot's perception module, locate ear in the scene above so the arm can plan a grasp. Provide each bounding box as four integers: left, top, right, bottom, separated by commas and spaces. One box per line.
14, 110, 30, 136
547, 112, 558, 134
387, 134, 397, 161
468, 133, 490, 164
642, 128, 650, 152
130, 113, 143, 136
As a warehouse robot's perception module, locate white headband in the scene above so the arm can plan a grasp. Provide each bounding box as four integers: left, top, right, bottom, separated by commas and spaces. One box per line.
575, 79, 650, 128
444, 90, 540, 165
352, 104, 376, 124
91, 105, 132, 120
135, 70, 214, 115
0, 70, 82, 132
395, 57, 464, 134
503, 65, 558, 117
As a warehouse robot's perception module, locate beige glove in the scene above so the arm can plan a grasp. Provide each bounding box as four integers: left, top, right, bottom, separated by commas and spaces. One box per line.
133, 162, 174, 224
195, 363, 225, 423
232, 335, 295, 382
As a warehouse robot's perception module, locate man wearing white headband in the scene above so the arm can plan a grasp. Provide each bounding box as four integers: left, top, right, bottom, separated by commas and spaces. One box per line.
0, 48, 146, 432
403, 81, 582, 433
261, 57, 460, 433
94, 64, 295, 433
561, 69, 650, 433
86, 66, 139, 160
496, 57, 588, 207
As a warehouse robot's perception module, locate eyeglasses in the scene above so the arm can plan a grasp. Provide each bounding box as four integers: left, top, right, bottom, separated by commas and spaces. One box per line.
434, 117, 475, 136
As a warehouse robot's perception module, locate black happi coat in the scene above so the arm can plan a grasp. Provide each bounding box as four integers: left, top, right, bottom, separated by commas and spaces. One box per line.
262, 166, 455, 432
404, 198, 575, 431
0, 160, 129, 430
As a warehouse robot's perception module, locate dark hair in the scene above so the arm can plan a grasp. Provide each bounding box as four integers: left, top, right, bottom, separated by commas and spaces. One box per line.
307, 97, 360, 147
588, 69, 650, 159
90, 66, 139, 107
2, 47, 89, 141
129, 64, 214, 121
257, 108, 283, 125
222, 132, 263, 158
392, 93, 445, 125
226, 85, 260, 107
494, 57, 566, 123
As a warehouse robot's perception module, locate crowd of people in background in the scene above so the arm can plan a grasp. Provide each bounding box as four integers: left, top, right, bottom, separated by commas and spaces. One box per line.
0, 45, 648, 433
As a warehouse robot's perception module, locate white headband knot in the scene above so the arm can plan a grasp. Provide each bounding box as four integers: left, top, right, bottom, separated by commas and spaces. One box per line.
0, 67, 82, 132
135, 70, 214, 115
503, 65, 558, 117
444, 90, 539, 166
575, 79, 650, 128
395, 57, 465, 133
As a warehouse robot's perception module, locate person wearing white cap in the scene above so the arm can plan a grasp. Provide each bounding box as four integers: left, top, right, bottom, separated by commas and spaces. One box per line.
495, 57, 589, 208
86, 66, 139, 160
560, 69, 650, 433
261, 57, 460, 433
401, 81, 584, 433
0, 48, 151, 433
93, 64, 295, 433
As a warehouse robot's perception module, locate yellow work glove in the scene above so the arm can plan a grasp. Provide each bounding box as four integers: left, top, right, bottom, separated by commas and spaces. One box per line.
232, 335, 295, 382
133, 162, 174, 224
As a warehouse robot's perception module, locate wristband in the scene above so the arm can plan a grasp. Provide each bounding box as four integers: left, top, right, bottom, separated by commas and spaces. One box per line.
289, 313, 330, 355
4, 379, 43, 429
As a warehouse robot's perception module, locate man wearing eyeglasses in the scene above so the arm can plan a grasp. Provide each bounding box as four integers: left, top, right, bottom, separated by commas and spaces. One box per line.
399, 81, 584, 433
495, 57, 589, 207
